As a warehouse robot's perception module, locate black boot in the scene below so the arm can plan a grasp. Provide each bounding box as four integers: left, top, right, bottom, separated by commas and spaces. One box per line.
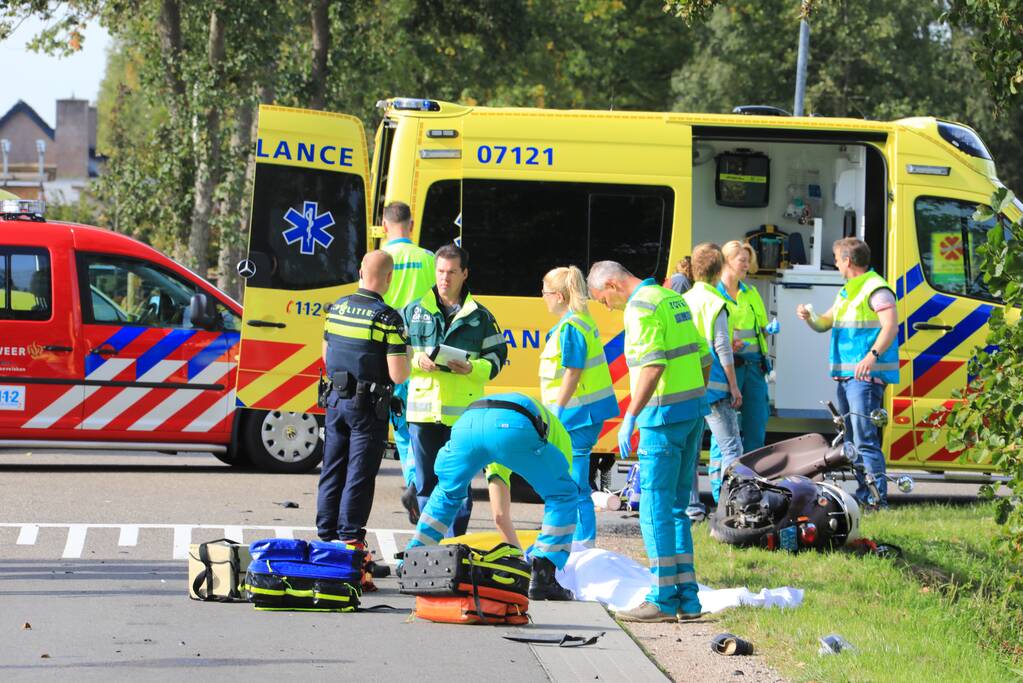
400, 483, 420, 524
528, 556, 574, 601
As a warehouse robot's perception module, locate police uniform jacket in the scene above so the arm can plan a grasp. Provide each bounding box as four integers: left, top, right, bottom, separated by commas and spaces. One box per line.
324, 288, 408, 386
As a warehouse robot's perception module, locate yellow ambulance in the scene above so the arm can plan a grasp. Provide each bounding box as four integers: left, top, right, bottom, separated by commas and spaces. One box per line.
236, 98, 1017, 477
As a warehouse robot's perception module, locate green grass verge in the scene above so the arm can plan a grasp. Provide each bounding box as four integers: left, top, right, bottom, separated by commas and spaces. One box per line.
690, 502, 1023, 682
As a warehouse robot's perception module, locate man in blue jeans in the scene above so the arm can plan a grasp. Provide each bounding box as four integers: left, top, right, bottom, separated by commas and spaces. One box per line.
797, 238, 899, 507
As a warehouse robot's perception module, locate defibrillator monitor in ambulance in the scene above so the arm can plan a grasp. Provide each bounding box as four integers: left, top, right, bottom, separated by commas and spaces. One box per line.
715, 150, 770, 208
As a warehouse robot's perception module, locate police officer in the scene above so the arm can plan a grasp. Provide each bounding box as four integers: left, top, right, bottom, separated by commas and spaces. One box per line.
403, 244, 507, 537
316, 250, 411, 567
381, 201, 436, 524
587, 260, 710, 623
797, 237, 899, 507
404, 392, 576, 601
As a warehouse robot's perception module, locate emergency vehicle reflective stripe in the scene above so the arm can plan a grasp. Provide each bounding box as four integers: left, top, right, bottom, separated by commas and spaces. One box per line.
540, 523, 575, 537
706, 381, 730, 393
534, 541, 572, 554
675, 554, 693, 564
647, 386, 706, 406
482, 333, 505, 347
831, 362, 900, 372
734, 329, 757, 339
549, 354, 605, 378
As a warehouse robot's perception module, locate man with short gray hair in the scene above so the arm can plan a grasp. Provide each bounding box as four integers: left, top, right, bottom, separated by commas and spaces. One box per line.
796, 238, 899, 507
587, 260, 710, 622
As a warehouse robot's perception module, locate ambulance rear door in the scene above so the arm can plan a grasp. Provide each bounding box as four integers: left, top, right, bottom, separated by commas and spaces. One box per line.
237, 106, 371, 414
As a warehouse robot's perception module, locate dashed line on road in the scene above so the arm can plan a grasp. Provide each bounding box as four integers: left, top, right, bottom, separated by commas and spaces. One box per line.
0, 523, 411, 563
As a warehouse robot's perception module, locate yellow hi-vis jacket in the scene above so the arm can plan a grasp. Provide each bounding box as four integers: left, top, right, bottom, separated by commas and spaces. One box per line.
538, 311, 618, 431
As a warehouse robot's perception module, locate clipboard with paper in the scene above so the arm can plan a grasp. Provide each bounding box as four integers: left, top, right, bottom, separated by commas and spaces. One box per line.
429, 344, 471, 368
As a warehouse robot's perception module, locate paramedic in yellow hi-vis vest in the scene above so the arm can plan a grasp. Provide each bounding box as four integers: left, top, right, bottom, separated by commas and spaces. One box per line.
486, 267, 618, 549
403, 244, 508, 537
317, 251, 410, 586
381, 201, 436, 524
587, 261, 710, 623
684, 244, 745, 510
797, 237, 899, 508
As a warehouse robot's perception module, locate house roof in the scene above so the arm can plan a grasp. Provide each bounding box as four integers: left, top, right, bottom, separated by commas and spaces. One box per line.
0, 100, 55, 140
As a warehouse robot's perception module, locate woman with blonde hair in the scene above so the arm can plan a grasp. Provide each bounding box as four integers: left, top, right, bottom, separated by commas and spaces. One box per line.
487, 266, 618, 549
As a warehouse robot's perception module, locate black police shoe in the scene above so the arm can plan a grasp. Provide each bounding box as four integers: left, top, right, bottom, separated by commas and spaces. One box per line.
401, 483, 420, 524
528, 556, 574, 601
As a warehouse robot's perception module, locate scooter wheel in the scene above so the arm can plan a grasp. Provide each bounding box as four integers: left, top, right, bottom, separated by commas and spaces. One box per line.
709, 515, 775, 547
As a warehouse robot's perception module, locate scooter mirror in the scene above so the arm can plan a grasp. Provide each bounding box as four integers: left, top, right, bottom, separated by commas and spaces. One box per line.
869, 409, 889, 428
896, 475, 914, 494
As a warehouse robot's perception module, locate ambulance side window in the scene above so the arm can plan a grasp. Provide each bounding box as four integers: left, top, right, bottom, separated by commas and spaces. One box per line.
914, 197, 1008, 303
0, 248, 52, 321
422, 179, 672, 297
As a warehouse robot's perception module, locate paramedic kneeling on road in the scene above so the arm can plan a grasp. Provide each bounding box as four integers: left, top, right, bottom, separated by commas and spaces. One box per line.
317, 250, 411, 551
403, 244, 507, 536
588, 261, 710, 623
404, 393, 577, 601
797, 237, 899, 508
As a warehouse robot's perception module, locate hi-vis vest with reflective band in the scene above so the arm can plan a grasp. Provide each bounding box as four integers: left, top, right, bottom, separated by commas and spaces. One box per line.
624, 282, 708, 428
538, 312, 618, 431
829, 271, 900, 384
484, 394, 573, 487
403, 289, 508, 426
323, 289, 408, 385
382, 238, 436, 309
684, 281, 735, 404
720, 280, 769, 363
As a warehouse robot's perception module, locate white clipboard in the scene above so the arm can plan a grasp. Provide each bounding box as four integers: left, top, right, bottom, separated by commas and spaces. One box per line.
428, 344, 470, 368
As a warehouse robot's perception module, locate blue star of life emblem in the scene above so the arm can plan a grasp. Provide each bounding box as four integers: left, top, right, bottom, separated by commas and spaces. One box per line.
283, 201, 335, 255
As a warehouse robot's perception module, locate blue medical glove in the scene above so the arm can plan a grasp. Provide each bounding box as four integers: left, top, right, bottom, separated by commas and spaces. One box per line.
618, 413, 637, 459
765, 317, 780, 335
553, 405, 565, 422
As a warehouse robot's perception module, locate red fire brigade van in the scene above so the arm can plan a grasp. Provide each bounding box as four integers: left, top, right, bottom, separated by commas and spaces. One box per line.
0, 198, 322, 473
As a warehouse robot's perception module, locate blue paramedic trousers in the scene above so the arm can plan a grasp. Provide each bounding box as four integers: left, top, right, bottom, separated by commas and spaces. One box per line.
409, 422, 472, 537
568, 423, 602, 548
637, 419, 703, 616
391, 382, 416, 488
706, 360, 769, 503
316, 394, 388, 543
835, 378, 888, 505
406, 408, 579, 569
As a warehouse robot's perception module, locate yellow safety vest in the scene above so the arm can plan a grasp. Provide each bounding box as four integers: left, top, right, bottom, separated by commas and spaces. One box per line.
538, 312, 617, 430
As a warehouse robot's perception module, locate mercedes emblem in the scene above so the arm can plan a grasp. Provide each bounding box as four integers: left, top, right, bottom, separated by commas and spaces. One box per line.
236, 259, 256, 279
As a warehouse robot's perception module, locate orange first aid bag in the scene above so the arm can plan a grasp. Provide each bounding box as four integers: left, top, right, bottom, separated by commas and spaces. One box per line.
414, 595, 529, 625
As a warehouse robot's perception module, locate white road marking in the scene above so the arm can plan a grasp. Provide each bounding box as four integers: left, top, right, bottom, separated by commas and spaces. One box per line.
118, 525, 138, 546
16, 524, 38, 545
0, 523, 412, 563
62, 524, 88, 558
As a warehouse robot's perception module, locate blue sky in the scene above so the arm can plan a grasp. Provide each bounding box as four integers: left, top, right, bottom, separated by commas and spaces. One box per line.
0, 16, 110, 128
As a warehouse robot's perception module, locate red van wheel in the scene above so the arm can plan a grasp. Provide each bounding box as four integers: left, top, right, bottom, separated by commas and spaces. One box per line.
243, 409, 323, 473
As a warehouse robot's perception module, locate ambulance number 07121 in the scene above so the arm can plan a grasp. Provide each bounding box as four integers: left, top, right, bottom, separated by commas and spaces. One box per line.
476, 145, 553, 166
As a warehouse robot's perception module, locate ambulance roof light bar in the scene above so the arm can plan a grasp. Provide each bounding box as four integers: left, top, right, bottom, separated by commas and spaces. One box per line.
0, 198, 46, 221
380, 98, 441, 112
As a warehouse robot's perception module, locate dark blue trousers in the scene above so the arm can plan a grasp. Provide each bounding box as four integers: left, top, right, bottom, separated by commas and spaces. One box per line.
316, 394, 388, 542
409, 421, 472, 536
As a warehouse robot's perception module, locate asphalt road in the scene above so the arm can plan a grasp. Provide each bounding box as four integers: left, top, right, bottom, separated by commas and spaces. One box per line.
0, 448, 1001, 681
0, 449, 664, 682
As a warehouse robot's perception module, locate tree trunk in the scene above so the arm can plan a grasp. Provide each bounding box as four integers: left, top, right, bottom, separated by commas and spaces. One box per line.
156, 0, 186, 124
309, 0, 330, 110
216, 98, 256, 301
187, 8, 227, 277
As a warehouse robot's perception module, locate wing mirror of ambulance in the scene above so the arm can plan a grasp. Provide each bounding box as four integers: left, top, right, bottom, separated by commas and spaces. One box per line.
188, 292, 218, 330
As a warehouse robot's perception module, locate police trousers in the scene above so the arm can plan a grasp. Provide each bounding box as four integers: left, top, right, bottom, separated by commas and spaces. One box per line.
316, 394, 388, 543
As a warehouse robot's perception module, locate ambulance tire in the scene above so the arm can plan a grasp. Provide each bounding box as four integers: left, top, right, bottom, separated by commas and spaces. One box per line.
243, 409, 324, 474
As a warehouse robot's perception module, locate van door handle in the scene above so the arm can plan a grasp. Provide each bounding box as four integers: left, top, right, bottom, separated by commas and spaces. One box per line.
247, 320, 287, 329
92, 345, 117, 356
912, 322, 953, 331
43, 345, 74, 352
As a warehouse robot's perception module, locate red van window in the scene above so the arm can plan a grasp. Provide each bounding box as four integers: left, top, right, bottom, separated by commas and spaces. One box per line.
0, 248, 52, 321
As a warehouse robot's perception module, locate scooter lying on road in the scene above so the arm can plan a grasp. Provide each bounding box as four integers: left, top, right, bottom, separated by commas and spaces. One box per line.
710, 402, 913, 552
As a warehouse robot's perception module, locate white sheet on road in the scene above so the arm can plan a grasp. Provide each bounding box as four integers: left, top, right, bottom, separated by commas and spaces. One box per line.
554, 545, 804, 613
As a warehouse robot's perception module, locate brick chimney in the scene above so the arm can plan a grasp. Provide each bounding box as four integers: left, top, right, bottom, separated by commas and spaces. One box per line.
55, 99, 89, 179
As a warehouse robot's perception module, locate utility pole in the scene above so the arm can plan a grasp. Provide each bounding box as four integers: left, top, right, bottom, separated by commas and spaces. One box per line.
793, 12, 810, 116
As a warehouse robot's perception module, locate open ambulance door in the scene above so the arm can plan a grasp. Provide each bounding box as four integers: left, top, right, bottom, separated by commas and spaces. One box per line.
892, 151, 1002, 470
235, 105, 370, 469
